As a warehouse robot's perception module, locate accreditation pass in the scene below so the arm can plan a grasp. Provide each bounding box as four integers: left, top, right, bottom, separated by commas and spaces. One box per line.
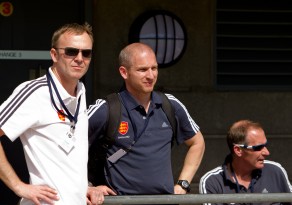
108, 149, 127, 163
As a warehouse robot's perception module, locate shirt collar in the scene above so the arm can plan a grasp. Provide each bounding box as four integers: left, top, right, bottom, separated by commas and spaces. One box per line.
119, 90, 162, 110
48, 67, 84, 101
222, 154, 262, 184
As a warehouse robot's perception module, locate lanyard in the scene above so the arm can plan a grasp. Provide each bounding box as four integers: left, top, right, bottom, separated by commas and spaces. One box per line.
46, 72, 81, 129
230, 163, 254, 193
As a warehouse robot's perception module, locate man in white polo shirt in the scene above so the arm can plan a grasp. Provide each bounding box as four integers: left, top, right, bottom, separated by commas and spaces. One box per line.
0, 23, 103, 205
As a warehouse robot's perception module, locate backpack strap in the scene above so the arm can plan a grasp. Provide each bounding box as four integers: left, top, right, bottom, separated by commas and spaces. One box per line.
104, 92, 177, 146
88, 93, 122, 186
156, 91, 178, 145
104, 93, 121, 146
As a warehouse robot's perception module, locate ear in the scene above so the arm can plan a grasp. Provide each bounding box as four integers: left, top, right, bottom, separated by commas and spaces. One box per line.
233, 146, 243, 157
119, 66, 128, 80
50, 48, 58, 63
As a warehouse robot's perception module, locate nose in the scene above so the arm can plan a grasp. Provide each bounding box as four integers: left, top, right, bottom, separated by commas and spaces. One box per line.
147, 68, 157, 79
262, 146, 270, 156
146, 69, 153, 78
75, 51, 84, 61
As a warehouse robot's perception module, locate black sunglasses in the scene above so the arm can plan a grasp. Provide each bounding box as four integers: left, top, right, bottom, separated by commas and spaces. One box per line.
55, 47, 92, 58
233, 141, 268, 151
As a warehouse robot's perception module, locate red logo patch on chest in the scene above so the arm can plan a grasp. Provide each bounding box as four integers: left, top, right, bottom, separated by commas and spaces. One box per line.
58, 110, 66, 121
118, 121, 129, 135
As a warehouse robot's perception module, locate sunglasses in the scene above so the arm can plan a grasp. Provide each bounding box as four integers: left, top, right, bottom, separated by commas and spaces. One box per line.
233, 141, 268, 151
55, 47, 92, 58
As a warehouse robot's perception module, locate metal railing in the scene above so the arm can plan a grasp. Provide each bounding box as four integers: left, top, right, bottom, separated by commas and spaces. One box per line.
103, 193, 292, 204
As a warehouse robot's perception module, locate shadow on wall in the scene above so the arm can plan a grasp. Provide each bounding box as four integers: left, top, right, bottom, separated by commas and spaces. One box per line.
0, 136, 29, 205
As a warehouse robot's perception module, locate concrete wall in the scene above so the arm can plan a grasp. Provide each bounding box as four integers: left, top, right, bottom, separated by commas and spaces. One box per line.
91, 0, 292, 193
90, 0, 215, 97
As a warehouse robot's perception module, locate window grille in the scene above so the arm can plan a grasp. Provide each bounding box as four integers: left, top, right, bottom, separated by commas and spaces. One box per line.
216, 0, 292, 90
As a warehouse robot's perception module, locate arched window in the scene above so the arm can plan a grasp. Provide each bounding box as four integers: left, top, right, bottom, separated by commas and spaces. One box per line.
129, 10, 187, 68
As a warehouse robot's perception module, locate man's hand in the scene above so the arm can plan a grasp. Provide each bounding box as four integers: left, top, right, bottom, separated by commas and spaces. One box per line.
96, 185, 117, 196
87, 185, 116, 205
174, 184, 187, 194
15, 183, 59, 205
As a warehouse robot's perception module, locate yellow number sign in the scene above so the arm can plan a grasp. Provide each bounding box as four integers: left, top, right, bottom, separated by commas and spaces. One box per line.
0, 2, 13, 17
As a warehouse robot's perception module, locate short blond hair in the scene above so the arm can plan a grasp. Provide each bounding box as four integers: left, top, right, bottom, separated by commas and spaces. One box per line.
51, 22, 93, 48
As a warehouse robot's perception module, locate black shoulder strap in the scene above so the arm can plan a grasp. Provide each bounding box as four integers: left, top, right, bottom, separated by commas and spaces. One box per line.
156, 91, 178, 145
104, 93, 122, 146
88, 93, 122, 186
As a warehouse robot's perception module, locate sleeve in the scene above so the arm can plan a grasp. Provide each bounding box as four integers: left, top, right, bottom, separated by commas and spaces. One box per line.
87, 99, 108, 146
199, 166, 226, 194
199, 169, 225, 205
0, 82, 40, 141
275, 164, 292, 205
274, 163, 292, 193
166, 93, 200, 144
200, 175, 221, 194
264, 161, 292, 193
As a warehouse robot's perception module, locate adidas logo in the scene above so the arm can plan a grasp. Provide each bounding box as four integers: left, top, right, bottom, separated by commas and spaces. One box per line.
162, 122, 169, 127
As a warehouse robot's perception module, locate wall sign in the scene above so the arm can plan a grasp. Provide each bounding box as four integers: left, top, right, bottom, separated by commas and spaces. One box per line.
0, 50, 50, 60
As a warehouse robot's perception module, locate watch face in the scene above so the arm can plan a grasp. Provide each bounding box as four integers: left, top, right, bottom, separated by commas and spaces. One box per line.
182, 180, 189, 188
178, 180, 190, 192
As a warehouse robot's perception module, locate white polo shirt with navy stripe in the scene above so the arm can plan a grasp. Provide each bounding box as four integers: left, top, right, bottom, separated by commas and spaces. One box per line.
0, 67, 88, 205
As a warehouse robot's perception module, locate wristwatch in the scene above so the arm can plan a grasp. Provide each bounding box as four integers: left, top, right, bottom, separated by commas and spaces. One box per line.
177, 180, 191, 192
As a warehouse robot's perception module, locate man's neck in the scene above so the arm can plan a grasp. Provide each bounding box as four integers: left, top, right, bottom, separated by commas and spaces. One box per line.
229, 161, 252, 188
51, 67, 77, 97
136, 95, 151, 113
127, 89, 151, 113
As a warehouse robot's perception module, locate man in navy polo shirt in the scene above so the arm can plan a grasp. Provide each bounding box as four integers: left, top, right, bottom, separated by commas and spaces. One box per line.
199, 120, 292, 205
87, 42, 205, 195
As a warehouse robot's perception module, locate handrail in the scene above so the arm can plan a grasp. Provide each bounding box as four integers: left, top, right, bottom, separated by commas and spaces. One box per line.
103, 193, 292, 204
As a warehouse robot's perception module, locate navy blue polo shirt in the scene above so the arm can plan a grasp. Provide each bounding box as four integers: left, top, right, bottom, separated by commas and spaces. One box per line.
88, 90, 200, 195
199, 154, 292, 205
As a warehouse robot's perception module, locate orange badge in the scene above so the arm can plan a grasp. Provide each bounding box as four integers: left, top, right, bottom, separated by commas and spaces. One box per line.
118, 121, 129, 135
58, 110, 66, 121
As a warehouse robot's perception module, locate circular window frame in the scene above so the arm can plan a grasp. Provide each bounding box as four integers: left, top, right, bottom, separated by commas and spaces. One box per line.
129, 10, 187, 68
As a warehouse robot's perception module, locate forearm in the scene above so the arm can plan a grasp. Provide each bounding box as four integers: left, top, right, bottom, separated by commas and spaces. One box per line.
178, 132, 205, 182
